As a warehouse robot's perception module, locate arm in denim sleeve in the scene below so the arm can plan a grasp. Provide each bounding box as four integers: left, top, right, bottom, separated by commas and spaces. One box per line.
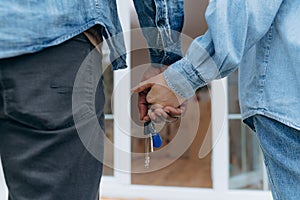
164, 0, 283, 99
133, 0, 184, 67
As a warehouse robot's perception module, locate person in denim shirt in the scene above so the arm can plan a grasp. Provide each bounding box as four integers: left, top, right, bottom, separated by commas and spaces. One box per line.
0, 0, 183, 199
134, 0, 300, 199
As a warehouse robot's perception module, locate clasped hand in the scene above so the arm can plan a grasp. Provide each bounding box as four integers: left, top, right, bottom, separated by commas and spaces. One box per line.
132, 66, 187, 123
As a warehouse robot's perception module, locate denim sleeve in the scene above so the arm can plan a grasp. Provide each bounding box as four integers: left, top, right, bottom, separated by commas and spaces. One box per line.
164, 0, 283, 99
133, 0, 184, 67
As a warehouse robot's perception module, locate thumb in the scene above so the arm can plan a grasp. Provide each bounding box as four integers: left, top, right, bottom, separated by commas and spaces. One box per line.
131, 80, 154, 93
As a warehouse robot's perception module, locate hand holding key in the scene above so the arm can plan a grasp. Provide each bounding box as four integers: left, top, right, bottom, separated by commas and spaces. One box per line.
132, 72, 187, 123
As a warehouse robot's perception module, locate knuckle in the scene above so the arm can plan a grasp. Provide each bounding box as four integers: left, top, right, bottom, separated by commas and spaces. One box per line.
146, 95, 154, 103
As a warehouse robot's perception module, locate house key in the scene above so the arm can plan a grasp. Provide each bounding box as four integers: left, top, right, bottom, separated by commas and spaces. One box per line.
144, 121, 163, 168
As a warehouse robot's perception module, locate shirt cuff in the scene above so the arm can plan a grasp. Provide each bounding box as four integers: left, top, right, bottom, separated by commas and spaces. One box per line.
164, 58, 207, 99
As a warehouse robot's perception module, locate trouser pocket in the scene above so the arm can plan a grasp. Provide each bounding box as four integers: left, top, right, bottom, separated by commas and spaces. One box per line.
0, 33, 105, 130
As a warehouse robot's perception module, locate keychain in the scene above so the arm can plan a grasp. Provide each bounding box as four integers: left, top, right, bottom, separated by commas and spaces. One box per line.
144, 120, 163, 168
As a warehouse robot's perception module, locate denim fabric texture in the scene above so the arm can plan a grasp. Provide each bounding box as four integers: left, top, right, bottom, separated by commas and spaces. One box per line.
164, 0, 300, 130
0, 34, 105, 200
252, 115, 300, 200
0, 0, 184, 69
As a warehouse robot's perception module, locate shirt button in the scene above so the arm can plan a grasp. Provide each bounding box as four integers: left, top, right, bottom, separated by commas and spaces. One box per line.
157, 19, 165, 27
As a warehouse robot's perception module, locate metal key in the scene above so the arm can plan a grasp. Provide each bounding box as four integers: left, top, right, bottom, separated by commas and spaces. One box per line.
144, 138, 150, 168
144, 121, 153, 168
144, 121, 163, 168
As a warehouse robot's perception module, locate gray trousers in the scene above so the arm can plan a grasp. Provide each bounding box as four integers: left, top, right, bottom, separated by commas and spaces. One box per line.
0, 33, 104, 200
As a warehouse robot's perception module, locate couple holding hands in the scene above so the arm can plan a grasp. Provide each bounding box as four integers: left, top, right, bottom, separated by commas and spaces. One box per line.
1, 0, 299, 199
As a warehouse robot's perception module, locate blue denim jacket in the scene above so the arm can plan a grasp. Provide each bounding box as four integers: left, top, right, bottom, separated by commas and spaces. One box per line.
165, 0, 300, 130
0, 0, 183, 69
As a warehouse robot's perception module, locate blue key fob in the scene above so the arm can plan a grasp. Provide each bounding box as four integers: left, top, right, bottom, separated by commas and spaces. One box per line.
152, 132, 163, 148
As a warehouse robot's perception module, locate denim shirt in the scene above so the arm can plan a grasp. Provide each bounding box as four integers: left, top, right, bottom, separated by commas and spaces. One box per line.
0, 0, 183, 70
165, 0, 300, 130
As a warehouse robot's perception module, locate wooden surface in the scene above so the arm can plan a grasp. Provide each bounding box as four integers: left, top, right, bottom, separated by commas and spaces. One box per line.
131, 92, 213, 188
131, 155, 212, 188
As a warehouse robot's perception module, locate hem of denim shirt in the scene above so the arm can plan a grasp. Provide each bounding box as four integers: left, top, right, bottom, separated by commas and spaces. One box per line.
149, 49, 183, 68
0, 20, 128, 70
164, 58, 207, 99
242, 109, 300, 131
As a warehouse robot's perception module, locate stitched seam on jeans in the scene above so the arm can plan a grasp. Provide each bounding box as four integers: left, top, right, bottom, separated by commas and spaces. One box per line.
0, 70, 8, 117
263, 157, 281, 200
254, 117, 282, 200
